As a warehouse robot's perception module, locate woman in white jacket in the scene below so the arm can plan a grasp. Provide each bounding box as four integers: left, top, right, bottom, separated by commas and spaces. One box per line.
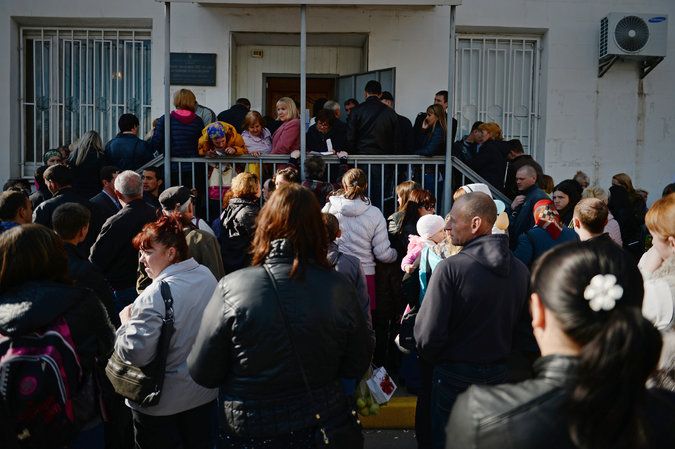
114, 214, 218, 449
323, 168, 397, 310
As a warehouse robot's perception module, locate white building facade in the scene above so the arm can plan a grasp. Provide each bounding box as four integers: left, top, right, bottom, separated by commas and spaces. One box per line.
1, 0, 673, 201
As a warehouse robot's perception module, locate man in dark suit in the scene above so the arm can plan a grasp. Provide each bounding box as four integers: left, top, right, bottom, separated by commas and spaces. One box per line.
90, 170, 157, 312
216, 98, 251, 133
90, 166, 121, 222
32, 164, 102, 251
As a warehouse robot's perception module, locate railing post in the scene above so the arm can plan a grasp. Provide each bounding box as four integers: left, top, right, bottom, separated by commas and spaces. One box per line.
299, 4, 307, 182
443, 4, 457, 215
163, 1, 171, 187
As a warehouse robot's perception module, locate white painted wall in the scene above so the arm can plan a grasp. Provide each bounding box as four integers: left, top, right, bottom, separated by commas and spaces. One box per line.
234, 44, 363, 112
1, 0, 673, 204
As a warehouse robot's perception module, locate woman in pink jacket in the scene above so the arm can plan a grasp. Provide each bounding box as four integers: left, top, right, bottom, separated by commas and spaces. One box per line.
271, 97, 300, 154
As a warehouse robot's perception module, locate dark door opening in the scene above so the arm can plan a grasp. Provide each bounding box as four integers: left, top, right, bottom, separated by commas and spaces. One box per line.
264, 76, 337, 119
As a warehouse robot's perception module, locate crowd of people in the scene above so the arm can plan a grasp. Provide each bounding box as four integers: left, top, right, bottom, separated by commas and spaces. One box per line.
0, 79, 674, 449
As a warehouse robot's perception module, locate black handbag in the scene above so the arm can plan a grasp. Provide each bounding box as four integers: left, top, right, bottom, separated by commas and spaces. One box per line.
263, 265, 364, 449
105, 281, 175, 408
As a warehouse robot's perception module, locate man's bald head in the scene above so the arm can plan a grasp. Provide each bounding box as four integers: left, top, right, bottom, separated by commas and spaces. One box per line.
454, 192, 497, 227
447, 192, 496, 245
516, 164, 537, 191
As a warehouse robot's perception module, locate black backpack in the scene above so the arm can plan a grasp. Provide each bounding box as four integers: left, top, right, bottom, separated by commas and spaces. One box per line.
0, 317, 83, 448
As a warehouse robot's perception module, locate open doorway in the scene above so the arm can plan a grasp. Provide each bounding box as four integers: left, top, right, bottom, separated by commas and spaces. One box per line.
264, 75, 337, 118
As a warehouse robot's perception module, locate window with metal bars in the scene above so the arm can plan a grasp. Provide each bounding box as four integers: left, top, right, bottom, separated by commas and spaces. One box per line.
454, 36, 541, 153
20, 28, 152, 176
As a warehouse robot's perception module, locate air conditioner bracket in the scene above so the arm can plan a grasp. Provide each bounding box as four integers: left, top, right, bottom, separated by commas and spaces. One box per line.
598, 56, 618, 78
639, 57, 664, 79
599, 55, 665, 79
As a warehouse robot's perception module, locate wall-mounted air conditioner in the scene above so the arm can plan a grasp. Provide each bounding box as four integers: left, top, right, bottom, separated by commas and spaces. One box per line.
598, 13, 667, 78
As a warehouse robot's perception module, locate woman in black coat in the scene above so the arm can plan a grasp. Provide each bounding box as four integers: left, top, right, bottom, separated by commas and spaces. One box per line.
188, 183, 372, 448
447, 240, 674, 449
217, 172, 261, 274
608, 173, 645, 258
466, 122, 509, 190
0, 224, 115, 449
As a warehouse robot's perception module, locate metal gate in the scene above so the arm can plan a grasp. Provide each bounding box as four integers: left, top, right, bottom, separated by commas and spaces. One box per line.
20, 27, 152, 176
336, 67, 396, 109
454, 36, 541, 152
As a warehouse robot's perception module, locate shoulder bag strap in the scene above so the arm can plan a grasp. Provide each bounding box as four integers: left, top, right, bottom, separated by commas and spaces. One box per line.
159, 281, 175, 323
137, 280, 175, 407
262, 264, 330, 444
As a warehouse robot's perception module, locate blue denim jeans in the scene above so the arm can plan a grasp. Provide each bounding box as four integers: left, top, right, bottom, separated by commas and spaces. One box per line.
431, 362, 508, 449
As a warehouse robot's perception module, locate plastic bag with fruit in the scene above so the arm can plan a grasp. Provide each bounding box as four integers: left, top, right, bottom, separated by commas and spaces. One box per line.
354, 365, 397, 417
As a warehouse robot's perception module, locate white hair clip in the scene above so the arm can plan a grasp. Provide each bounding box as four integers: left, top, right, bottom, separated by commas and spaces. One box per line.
583, 274, 623, 312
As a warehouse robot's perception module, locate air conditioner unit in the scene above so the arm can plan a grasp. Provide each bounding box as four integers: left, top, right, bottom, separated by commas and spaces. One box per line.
598, 13, 667, 78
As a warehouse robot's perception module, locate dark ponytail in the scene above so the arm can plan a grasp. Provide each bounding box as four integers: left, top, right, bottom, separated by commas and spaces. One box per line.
531, 240, 662, 449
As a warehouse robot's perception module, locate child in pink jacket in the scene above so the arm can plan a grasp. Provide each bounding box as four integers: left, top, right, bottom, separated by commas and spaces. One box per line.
401, 214, 446, 273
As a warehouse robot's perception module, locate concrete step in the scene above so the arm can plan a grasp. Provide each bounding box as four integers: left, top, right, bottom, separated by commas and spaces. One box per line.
360, 396, 416, 429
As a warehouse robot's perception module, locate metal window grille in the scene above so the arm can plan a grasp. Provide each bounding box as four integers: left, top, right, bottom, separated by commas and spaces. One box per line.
454, 36, 541, 152
20, 27, 152, 176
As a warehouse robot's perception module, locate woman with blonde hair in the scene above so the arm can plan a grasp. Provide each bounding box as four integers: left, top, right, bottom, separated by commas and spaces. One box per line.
387, 181, 422, 259
67, 130, 105, 198
466, 122, 509, 190
270, 97, 300, 154
639, 193, 675, 391
217, 172, 261, 274
323, 168, 397, 311
415, 104, 447, 156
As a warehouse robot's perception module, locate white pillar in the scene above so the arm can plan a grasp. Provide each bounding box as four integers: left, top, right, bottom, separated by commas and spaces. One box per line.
163, 2, 172, 187
442, 4, 457, 214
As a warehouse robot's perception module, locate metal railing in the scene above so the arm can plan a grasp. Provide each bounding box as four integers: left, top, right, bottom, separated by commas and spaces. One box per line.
451, 156, 511, 204
137, 154, 508, 223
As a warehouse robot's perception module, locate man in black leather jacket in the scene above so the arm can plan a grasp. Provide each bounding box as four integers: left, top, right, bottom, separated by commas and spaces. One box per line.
346, 80, 401, 155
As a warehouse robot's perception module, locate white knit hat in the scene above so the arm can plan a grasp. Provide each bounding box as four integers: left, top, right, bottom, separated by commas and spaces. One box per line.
416, 214, 446, 239
461, 183, 492, 197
